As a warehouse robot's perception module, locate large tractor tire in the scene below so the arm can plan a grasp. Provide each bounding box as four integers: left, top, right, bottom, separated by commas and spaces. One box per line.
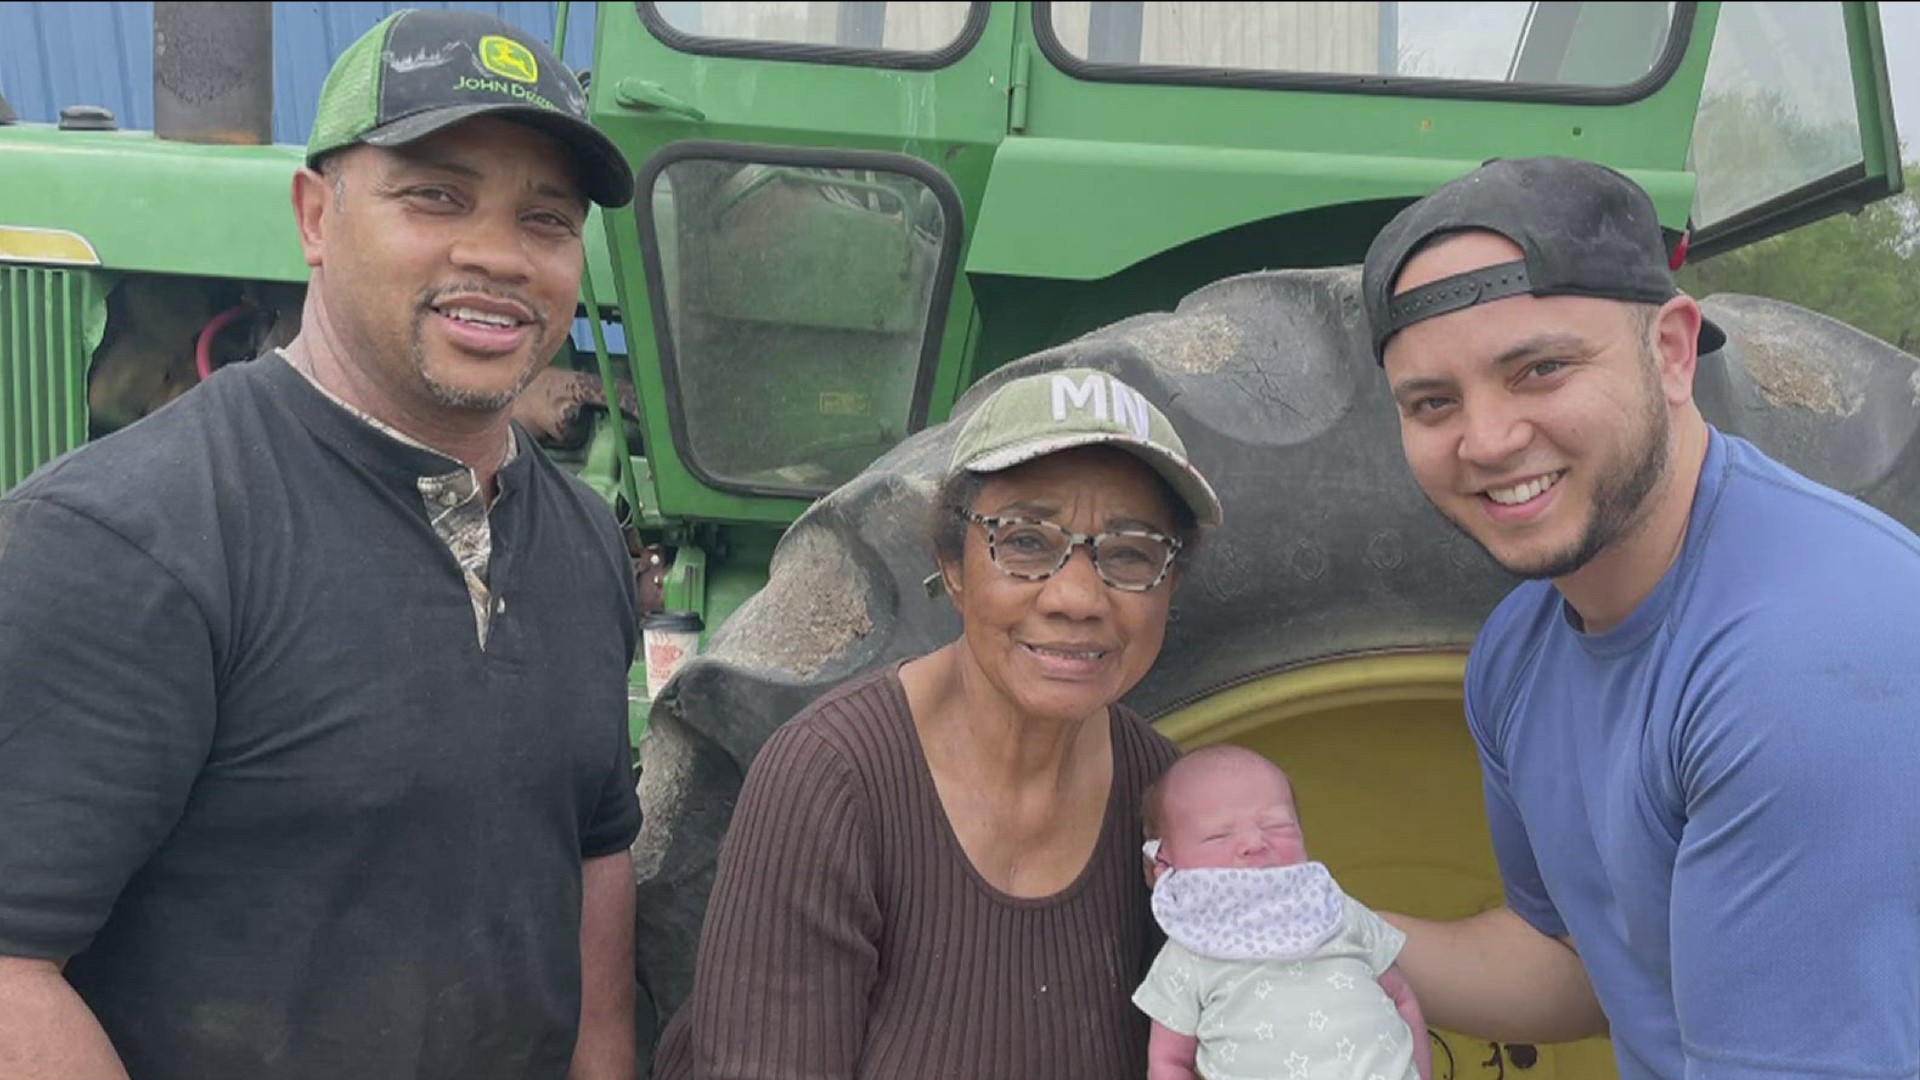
631, 268, 1920, 1076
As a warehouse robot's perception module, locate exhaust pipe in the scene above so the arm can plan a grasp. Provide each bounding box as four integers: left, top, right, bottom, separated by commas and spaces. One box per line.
154, 1, 273, 145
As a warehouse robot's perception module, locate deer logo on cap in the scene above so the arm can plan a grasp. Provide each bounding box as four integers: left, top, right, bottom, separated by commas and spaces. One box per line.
479, 35, 538, 83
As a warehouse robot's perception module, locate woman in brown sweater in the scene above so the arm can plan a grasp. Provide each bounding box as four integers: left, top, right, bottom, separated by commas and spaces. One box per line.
652, 367, 1223, 1080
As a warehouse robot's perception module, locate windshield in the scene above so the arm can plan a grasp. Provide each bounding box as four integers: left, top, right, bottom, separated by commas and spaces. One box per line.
1045, 2, 1677, 90
647, 2, 977, 54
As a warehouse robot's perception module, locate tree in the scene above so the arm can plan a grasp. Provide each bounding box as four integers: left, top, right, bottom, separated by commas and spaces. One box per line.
1679, 164, 1920, 353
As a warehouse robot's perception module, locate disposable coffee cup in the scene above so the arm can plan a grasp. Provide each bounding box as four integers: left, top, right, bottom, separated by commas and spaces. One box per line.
642, 610, 704, 699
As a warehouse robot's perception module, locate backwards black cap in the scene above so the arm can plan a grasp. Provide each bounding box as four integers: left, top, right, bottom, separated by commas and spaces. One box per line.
1361, 157, 1725, 365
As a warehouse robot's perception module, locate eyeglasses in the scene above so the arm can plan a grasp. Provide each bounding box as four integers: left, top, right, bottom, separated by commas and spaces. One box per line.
965, 512, 1181, 592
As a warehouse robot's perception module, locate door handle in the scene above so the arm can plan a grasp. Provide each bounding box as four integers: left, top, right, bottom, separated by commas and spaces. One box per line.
614, 79, 706, 122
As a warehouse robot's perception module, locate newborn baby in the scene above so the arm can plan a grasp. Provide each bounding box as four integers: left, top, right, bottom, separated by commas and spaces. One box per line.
1133, 745, 1429, 1080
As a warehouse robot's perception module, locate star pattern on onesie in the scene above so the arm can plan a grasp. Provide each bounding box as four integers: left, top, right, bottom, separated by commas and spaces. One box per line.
1255, 1022, 1276, 1042
1336, 1038, 1357, 1062
1255, 979, 1273, 1000
1308, 1010, 1329, 1032
1327, 972, 1356, 990
1285, 1051, 1311, 1079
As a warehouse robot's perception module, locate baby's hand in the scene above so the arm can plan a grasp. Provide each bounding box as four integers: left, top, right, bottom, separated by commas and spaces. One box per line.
1378, 964, 1430, 1080
1146, 1020, 1200, 1080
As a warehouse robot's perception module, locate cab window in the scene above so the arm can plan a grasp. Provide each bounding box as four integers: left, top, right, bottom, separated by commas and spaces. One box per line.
646, 2, 979, 58
640, 148, 962, 497
1042, 2, 1679, 92
1689, 2, 1875, 234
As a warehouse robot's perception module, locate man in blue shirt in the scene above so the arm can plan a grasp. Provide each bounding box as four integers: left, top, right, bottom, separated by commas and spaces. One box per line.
1360, 157, 1920, 1079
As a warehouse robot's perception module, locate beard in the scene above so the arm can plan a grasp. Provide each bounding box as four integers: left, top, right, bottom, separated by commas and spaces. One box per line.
409, 286, 551, 412
1440, 352, 1672, 581
412, 337, 547, 412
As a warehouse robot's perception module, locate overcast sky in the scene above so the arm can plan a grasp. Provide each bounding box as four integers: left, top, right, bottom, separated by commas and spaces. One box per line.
1882, 4, 1919, 158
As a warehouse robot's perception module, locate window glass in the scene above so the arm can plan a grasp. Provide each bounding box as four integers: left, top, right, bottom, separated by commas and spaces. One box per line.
650, 2, 974, 52
1046, 2, 1675, 88
1688, 2, 1864, 229
647, 158, 953, 493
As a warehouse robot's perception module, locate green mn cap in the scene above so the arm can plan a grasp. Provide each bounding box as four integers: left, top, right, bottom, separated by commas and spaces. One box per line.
306, 9, 633, 207
950, 368, 1223, 527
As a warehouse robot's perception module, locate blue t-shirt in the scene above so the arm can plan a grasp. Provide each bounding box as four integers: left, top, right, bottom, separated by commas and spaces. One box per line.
1467, 427, 1920, 1080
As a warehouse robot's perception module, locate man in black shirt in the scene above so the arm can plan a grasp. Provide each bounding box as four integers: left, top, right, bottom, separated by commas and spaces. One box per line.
0, 11, 641, 1079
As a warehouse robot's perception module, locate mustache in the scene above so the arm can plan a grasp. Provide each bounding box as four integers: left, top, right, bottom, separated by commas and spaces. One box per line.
417, 282, 547, 328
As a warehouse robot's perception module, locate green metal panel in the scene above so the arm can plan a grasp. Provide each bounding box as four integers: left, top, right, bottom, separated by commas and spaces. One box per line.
970, 2, 1721, 280
1, 266, 109, 492
584, 2, 1010, 524
0, 126, 308, 282
967, 138, 1703, 281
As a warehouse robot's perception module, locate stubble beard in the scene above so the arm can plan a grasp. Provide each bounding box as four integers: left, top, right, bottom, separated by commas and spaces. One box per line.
407, 292, 550, 413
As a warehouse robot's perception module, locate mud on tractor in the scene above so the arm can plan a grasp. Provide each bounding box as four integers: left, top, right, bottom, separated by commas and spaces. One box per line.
3, 3, 1915, 1075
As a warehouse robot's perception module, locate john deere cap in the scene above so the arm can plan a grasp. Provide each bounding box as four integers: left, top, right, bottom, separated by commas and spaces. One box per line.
950, 368, 1223, 527
1362, 156, 1724, 365
306, 9, 633, 207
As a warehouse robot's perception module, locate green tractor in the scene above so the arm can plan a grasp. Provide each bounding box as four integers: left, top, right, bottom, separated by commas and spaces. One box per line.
3, 4, 1915, 1076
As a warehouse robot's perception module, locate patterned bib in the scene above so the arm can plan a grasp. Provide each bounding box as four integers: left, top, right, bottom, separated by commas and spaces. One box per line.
1149, 859, 1346, 962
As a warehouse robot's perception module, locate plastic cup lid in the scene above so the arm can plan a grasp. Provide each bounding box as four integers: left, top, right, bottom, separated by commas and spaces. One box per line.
642, 610, 704, 633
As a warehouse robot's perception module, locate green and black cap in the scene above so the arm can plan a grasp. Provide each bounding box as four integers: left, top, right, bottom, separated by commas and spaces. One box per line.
306, 9, 633, 207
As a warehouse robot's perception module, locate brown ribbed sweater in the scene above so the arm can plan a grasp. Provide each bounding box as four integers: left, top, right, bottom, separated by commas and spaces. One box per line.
652, 662, 1179, 1080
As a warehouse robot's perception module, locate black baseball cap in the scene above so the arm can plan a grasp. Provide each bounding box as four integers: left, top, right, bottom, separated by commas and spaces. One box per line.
306, 9, 633, 208
1361, 157, 1725, 365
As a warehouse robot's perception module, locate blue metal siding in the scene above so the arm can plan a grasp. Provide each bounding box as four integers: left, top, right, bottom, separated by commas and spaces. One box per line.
0, 2, 601, 144
0, 2, 156, 130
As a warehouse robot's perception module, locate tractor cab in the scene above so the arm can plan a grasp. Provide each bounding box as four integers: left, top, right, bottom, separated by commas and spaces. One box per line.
585, 1, 1902, 511
557, 0, 1902, 653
